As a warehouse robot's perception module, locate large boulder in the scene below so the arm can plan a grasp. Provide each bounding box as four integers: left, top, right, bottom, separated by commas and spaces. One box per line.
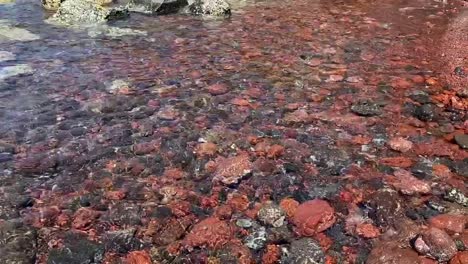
49, 0, 129, 24
42, 0, 113, 11
186, 0, 230, 16
118, 0, 189, 14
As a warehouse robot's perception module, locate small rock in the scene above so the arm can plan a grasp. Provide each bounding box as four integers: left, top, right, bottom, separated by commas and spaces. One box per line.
0, 51, 15, 62
184, 217, 232, 249
367, 241, 420, 264
327, 74, 344, 82
257, 203, 286, 228
293, 199, 336, 236
413, 104, 438, 122
207, 83, 229, 95
0, 20, 40, 41
392, 78, 413, 89
262, 245, 281, 264
47, 233, 104, 264
388, 137, 413, 152
123, 0, 188, 14
0, 64, 34, 81
125, 250, 152, 264
187, 0, 231, 16
449, 251, 468, 264
454, 134, 468, 149
267, 225, 293, 244
244, 226, 267, 250
283, 109, 310, 124
346, 76, 362, 83
72, 208, 100, 230
0, 142, 15, 153
152, 217, 190, 246
366, 188, 403, 227
355, 223, 380, 239
0, 153, 12, 163
106, 79, 135, 95
411, 161, 434, 180
0, 221, 37, 264
213, 154, 252, 185
87, 25, 147, 38
279, 198, 299, 218
351, 100, 382, 116
284, 238, 325, 264
445, 189, 468, 207
50, 0, 129, 24
104, 228, 142, 253
429, 214, 467, 234
388, 169, 431, 195
196, 142, 218, 156
157, 107, 179, 120
236, 218, 254, 228
414, 227, 458, 262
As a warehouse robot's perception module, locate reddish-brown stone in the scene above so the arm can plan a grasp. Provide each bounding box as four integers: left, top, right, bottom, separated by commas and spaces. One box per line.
279, 198, 299, 218
388, 137, 413, 152
450, 252, 468, 264
262, 245, 281, 264
429, 214, 468, 234
387, 169, 431, 195
414, 227, 458, 262
72, 208, 100, 230
213, 154, 253, 185
367, 242, 420, 264
293, 199, 336, 236
379, 157, 414, 168
184, 217, 233, 249
124, 251, 152, 264
196, 142, 218, 156
356, 223, 380, 238
207, 83, 229, 95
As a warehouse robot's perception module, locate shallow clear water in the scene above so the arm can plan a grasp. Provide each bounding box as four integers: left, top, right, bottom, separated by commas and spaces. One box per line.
0, 0, 466, 263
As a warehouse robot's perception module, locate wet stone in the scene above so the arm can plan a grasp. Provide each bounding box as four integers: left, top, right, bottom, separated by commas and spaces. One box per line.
151, 206, 173, 219
0, 152, 12, 162
414, 227, 458, 262
257, 203, 286, 227
0, 51, 15, 62
410, 91, 431, 104
366, 188, 404, 227
284, 238, 325, 264
104, 203, 142, 226
187, 0, 231, 16
0, 64, 34, 81
351, 100, 382, 116
367, 241, 420, 264
411, 161, 434, 180
236, 218, 254, 228
308, 183, 341, 200
244, 226, 267, 250
454, 134, 468, 149
70, 127, 87, 137
413, 104, 438, 122
0, 220, 37, 264
267, 225, 293, 244
0, 142, 15, 153
444, 189, 468, 207
104, 228, 142, 253
16, 196, 34, 209
452, 159, 468, 178
47, 233, 104, 264
313, 149, 351, 176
